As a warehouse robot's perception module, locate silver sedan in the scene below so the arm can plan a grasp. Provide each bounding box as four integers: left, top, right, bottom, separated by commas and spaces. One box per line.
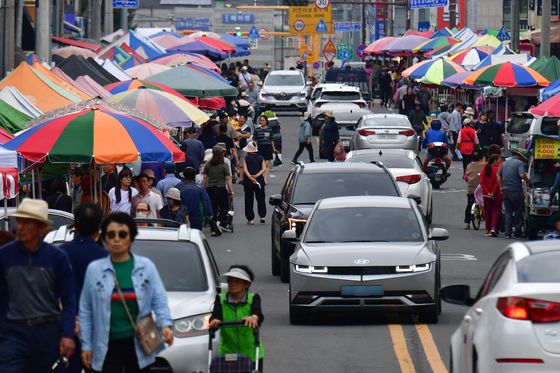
287, 196, 449, 325
350, 113, 419, 151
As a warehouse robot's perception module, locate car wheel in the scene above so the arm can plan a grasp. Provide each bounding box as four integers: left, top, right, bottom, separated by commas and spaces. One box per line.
289, 305, 308, 325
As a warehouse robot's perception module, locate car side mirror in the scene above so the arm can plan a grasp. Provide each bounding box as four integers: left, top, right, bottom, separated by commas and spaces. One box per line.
408, 194, 422, 205
282, 229, 297, 240
441, 285, 475, 306
429, 227, 449, 241
269, 194, 282, 206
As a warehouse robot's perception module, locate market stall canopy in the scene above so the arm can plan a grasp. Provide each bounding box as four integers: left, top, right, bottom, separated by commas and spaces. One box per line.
0, 63, 82, 112
520, 24, 560, 45
95, 58, 131, 81
381, 35, 429, 56
533, 56, 560, 83
471, 35, 502, 49
0, 128, 14, 145
151, 52, 221, 72
464, 62, 549, 88
197, 36, 237, 54
403, 30, 432, 38
98, 31, 166, 61
441, 70, 483, 89
4, 101, 184, 164
52, 45, 97, 59
75, 76, 112, 98
51, 36, 101, 52
56, 55, 118, 86
110, 88, 210, 127
402, 58, 465, 85
31, 62, 92, 101
220, 34, 251, 48
491, 44, 516, 55
473, 53, 535, 71
363, 37, 396, 55
0, 87, 42, 118
449, 48, 490, 70
413, 37, 459, 53
453, 27, 476, 41
105, 78, 187, 100
430, 28, 453, 38
125, 63, 172, 79
168, 40, 228, 60
0, 145, 19, 199
0, 99, 30, 134
151, 34, 184, 49
530, 91, 560, 116
539, 78, 560, 102
148, 65, 238, 98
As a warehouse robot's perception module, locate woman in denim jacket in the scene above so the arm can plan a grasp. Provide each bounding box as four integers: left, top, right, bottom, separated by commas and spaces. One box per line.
79, 212, 173, 372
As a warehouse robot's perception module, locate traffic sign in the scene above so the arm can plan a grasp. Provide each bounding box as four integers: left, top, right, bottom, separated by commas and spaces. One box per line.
289, 4, 333, 35
259, 28, 270, 40
322, 38, 336, 61
355, 44, 367, 58
313, 62, 320, 69
316, 19, 328, 33
496, 25, 511, 42
408, 0, 448, 9
113, 0, 137, 8
336, 44, 353, 60
314, 0, 330, 9
248, 26, 260, 39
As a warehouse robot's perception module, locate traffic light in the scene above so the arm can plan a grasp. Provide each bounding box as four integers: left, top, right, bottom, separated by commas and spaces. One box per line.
283, 0, 309, 5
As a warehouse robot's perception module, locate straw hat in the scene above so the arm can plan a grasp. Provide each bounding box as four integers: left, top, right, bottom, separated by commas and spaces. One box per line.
165, 187, 181, 202
10, 198, 51, 224
243, 142, 258, 153
464, 107, 475, 116
323, 110, 335, 118
512, 149, 528, 161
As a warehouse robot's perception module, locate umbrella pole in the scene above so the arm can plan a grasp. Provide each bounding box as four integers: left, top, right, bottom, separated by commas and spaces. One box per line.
4, 197, 8, 231
505, 89, 508, 124
37, 169, 42, 200
99, 166, 103, 212
31, 170, 35, 199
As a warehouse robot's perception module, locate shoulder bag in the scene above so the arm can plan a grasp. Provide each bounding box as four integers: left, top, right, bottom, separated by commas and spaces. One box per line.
113, 271, 164, 356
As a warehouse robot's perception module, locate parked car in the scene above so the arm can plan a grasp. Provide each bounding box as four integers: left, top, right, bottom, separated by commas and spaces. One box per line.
44, 222, 224, 373
350, 113, 419, 151
346, 149, 433, 222
269, 162, 402, 283
287, 196, 448, 324
505, 112, 534, 153
0, 207, 74, 230
324, 67, 371, 101
442, 241, 560, 373
258, 70, 308, 112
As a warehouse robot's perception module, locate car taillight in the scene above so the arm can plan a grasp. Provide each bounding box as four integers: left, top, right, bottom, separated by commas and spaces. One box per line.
396, 175, 422, 184
399, 129, 416, 136
497, 297, 560, 323
358, 129, 376, 136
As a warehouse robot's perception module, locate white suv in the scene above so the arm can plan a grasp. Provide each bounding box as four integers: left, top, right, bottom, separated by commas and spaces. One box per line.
258, 70, 308, 112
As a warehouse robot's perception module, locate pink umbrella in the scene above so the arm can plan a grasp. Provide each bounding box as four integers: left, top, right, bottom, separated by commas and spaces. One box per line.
151, 34, 182, 49
151, 53, 221, 72
404, 30, 433, 38
125, 63, 172, 79
382, 35, 429, 56
364, 37, 396, 55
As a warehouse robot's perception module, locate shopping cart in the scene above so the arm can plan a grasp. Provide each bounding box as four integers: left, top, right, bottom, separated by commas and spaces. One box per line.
208, 320, 260, 373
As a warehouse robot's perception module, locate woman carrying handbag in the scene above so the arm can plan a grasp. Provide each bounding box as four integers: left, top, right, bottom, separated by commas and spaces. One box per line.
79, 213, 173, 373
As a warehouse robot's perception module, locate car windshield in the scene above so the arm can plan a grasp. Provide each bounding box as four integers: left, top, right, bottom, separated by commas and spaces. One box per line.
363, 118, 410, 127
541, 117, 560, 136
347, 154, 415, 168
507, 114, 533, 134
324, 70, 368, 83
320, 91, 362, 101
132, 240, 208, 291
517, 251, 560, 283
292, 173, 399, 205
304, 207, 423, 243
265, 74, 304, 86
0, 213, 73, 231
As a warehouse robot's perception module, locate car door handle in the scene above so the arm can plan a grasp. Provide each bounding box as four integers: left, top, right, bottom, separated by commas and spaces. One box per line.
463, 315, 472, 323
474, 308, 483, 315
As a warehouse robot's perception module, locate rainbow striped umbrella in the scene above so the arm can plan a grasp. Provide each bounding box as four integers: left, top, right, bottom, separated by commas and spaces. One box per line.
449, 48, 489, 69
463, 62, 550, 87
402, 58, 466, 85
105, 78, 185, 100
412, 36, 460, 53
4, 103, 184, 164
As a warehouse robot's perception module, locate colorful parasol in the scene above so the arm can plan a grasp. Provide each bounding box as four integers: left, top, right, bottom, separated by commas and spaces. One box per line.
363, 37, 396, 55
125, 62, 172, 79
529, 93, 560, 116
110, 88, 210, 127
105, 78, 186, 100
413, 37, 460, 53
3, 104, 185, 164
402, 58, 466, 85
441, 71, 483, 89
463, 62, 550, 88
448, 48, 490, 69
381, 35, 429, 55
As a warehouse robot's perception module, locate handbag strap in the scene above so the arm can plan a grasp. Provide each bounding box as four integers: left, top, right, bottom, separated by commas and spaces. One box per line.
112, 270, 137, 332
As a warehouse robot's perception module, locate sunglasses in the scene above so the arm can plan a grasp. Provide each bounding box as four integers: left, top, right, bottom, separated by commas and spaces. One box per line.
106, 230, 129, 240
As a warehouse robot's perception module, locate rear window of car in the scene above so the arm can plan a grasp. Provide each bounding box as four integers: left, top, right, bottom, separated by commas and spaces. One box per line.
347, 155, 415, 168
363, 118, 410, 127
292, 172, 399, 205
304, 206, 423, 243
324, 70, 368, 83
265, 74, 304, 86
132, 240, 208, 291
517, 251, 560, 283
507, 114, 533, 134
540, 117, 560, 136
320, 91, 362, 101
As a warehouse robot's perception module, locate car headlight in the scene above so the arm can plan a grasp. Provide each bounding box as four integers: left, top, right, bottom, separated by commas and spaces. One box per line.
295, 264, 328, 273
299, 91, 307, 97
395, 263, 431, 273
288, 217, 307, 230
173, 313, 211, 338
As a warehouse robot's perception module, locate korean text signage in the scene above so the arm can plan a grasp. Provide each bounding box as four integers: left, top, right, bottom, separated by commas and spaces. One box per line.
175, 18, 210, 31
289, 4, 333, 35
113, 0, 137, 8
409, 0, 448, 9
336, 44, 353, 60
334, 23, 361, 32
222, 14, 255, 24
535, 138, 560, 159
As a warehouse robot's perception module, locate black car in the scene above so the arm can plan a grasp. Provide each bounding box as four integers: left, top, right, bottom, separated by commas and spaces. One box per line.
269, 162, 402, 282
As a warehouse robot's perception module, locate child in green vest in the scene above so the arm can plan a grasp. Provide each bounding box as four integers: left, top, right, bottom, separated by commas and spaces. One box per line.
209, 265, 265, 371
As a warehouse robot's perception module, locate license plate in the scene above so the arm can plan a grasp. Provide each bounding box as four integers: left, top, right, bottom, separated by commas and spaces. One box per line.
510, 142, 518, 150
340, 285, 384, 297
378, 134, 397, 140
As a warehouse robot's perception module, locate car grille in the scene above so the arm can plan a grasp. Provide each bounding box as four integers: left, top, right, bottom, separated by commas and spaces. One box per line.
327, 266, 397, 275
272, 93, 295, 100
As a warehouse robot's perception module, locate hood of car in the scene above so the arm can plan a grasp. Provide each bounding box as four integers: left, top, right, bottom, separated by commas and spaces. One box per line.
167, 291, 215, 319
295, 242, 434, 267
262, 85, 305, 94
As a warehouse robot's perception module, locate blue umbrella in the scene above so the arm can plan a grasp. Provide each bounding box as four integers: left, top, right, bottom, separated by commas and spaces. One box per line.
539, 78, 560, 101
168, 41, 227, 60
220, 34, 250, 48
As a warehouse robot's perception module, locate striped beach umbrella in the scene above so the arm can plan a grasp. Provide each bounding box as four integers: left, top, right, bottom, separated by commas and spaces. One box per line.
402, 58, 466, 85
464, 62, 550, 87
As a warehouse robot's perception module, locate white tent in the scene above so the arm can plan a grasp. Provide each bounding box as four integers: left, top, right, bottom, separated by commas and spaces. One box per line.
94, 58, 131, 81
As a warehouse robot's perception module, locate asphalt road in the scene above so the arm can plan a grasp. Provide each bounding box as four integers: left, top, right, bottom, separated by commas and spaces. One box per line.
206, 108, 514, 373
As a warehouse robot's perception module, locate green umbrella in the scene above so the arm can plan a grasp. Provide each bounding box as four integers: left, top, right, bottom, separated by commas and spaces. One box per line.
147, 66, 238, 98
0, 99, 30, 134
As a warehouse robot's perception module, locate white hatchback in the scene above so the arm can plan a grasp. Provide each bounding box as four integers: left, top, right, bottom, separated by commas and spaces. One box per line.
442, 241, 560, 373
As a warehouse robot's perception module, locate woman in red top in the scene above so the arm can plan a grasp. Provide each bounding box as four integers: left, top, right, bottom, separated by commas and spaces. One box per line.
479, 154, 502, 237
457, 118, 480, 173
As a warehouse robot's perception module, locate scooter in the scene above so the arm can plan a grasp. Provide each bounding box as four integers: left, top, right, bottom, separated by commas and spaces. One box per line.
425, 142, 449, 189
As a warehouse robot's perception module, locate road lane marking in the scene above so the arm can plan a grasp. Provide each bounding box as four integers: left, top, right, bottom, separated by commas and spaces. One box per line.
415, 324, 449, 373
388, 324, 416, 373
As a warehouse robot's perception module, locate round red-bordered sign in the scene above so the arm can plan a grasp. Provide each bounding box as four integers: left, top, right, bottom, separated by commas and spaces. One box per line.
293, 19, 305, 32
314, 0, 330, 9
259, 28, 270, 40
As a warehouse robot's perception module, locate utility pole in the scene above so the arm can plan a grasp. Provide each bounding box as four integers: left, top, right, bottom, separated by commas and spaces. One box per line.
4, 0, 15, 72
361, 0, 366, 44
35, 0, 51, 63
448, 0, 456, 28
120, 9, 128, 30
15, 0, 23, 48
387, 0, 393, 36
104, 0, 114, 34
541, 0, 551, 57
511, 0, 520, 52
91, 0, 102, 39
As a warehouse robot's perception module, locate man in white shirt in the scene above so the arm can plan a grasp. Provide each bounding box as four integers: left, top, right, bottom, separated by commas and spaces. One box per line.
132, 173, 163, 218
238, 66, 253, 91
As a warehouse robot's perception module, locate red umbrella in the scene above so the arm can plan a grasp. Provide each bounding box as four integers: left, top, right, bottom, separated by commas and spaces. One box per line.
530, 94, 560, 116
196, 36, 235, 54
364, 37, 396, 55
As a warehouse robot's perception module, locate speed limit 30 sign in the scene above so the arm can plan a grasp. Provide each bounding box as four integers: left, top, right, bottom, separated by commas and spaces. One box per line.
314, 0, 330, 9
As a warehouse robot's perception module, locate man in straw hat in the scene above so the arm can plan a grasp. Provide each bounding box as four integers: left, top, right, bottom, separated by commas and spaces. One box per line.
0, 198, 76, 372
497, 149, 532, 239
320, 111, 339, 162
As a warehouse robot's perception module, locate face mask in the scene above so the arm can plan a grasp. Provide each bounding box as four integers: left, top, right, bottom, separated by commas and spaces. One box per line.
136, 211, 149, 218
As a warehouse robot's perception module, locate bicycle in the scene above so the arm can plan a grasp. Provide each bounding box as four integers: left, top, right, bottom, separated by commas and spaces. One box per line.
471, 185, 484, 230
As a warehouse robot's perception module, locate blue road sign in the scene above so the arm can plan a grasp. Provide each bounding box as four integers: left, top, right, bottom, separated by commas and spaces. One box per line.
356, 44, 367, 58
249, 26, 260, 39
409, 0, 447, 9
313, 62, 320, 69
113, 0, 137, 8
337, 50, 352, 60
316, 19, 328, 33
496, 26, 511, 42
334, 23, 361, 32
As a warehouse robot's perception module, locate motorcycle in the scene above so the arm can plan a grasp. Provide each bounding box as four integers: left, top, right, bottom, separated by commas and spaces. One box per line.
425, 142, 449, 189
